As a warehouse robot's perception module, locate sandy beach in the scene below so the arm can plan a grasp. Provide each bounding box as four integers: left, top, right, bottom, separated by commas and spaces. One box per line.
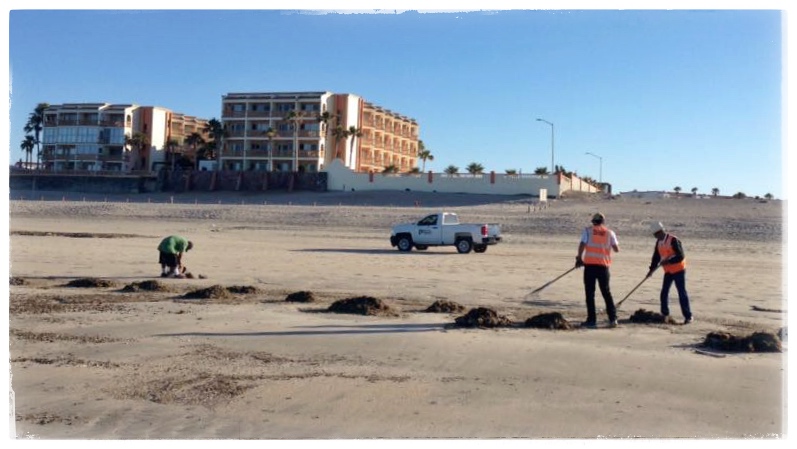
6, 189, 787, 440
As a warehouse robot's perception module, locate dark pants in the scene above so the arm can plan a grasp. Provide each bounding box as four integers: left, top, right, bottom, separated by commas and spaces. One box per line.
584, 264, 617, 323
661, 270, 692, 320
159, 251, 179, 270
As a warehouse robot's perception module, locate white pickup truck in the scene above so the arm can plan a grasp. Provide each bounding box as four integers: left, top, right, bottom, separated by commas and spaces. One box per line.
389, 212, 502, 254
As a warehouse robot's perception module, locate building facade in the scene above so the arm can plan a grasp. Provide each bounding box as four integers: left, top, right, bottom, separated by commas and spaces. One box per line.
41, 103, 208, 172
220, 91, 419, 173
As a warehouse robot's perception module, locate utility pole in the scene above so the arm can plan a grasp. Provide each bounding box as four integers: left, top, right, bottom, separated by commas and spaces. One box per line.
536, 118, 554, 174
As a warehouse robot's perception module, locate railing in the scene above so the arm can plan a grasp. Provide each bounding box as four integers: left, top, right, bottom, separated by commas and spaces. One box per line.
98, 121, 125, 127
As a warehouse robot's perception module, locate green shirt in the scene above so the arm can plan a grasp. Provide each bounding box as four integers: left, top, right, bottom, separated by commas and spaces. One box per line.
158, 235, 190, 254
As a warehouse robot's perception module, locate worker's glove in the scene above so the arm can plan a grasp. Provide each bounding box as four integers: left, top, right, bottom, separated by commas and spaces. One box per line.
575, 256, 584, 268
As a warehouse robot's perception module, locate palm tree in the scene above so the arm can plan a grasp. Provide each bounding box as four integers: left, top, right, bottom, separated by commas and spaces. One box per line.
444, 165, 459, 175
265, 127, 278, 171
124, 132, 150, 171
20, 135, 35, 168
347, 126, 363, 167
466, 162, 485, 174
505, 169, 518, 175
673, 186, 682, 196
164, 138, 179, 170
408, 167, 421, 174
331, 125, 349, 161
283, 110, 311, 172
417, 140, 434, 172
202, 118, 227, 166
764, 193, 774, 200
185, 132, 206, 170
316, 111, 335, 131
691, 187, 698, 197
196, 142, 217, 163
712, 187, 720, 197
534, 167, 550, 175
24, 102, 49, 168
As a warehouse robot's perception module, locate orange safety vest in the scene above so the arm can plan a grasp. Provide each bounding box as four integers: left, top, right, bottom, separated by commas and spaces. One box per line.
657, 233, 687, 274
583, 225, 613, 267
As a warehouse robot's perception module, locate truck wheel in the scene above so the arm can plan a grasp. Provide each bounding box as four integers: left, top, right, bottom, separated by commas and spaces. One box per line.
397, 235, 413, 252
415, 245, 429, 250
474, 245, 487, 253
455, 238, 473, 254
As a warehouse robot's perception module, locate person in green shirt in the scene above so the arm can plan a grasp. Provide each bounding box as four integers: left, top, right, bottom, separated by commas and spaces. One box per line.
157, 235, 193, 278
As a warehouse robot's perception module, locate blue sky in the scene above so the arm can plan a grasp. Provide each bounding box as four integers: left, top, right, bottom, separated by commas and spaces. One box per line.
5, 4, 789, 198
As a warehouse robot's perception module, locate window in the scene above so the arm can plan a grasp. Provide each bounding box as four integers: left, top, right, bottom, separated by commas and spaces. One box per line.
418, 215, 438, 226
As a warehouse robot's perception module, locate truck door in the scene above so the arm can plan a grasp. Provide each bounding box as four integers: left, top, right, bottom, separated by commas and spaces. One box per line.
414, 214, 441, 244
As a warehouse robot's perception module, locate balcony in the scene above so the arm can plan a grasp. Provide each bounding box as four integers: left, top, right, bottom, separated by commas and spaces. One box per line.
224, 110, 247, 118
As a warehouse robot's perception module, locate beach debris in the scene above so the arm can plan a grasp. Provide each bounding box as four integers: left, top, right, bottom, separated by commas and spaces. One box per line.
182, 285, 232, 300
629, 309, 679, 324
524, 312, 572, 330
454, 307, 513, 328
285, 291, 316, 303
750, 305, 785, 313
10, 276, 27, 286
327, 296, 396, 316
121, 280, 171, 292
424, 300, 466, 313
702, 331, 782, 353
226, 285, 260, 294
181, 285, 261, 299
66, 278, 116, 288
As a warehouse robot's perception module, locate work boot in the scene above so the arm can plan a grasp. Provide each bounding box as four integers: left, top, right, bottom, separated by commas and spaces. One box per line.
609, 319, 619, 328
684, 317, 693, 324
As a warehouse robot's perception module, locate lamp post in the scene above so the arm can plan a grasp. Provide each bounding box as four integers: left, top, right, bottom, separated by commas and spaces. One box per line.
585, 151, 603, 184
536, 118, 554, 174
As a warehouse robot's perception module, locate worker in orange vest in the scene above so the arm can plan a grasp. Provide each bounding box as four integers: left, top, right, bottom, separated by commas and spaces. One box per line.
575, 213, 620, 328
647, 222, 693, 324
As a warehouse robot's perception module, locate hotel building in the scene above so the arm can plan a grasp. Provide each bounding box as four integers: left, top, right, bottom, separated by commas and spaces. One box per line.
41, 103, 209, 172
220, 91, 419, 173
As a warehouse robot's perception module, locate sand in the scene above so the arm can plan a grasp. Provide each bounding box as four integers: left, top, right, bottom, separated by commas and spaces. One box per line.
5, 189, 788, 440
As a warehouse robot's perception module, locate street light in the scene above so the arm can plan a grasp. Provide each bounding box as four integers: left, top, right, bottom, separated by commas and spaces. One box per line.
536, 118, 554, 174
585, 151, 603, 184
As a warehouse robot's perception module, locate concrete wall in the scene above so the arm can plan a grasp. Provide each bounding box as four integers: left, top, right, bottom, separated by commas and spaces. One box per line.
323, 159, 600, 197
10, 173, 155, 194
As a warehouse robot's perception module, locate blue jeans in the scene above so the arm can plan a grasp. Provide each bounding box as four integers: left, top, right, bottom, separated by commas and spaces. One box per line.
660, 270, 692, 320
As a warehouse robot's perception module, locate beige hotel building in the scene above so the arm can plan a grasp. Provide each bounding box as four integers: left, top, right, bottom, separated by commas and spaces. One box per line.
220, 91, 419, 173
41, 103, 209, 172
